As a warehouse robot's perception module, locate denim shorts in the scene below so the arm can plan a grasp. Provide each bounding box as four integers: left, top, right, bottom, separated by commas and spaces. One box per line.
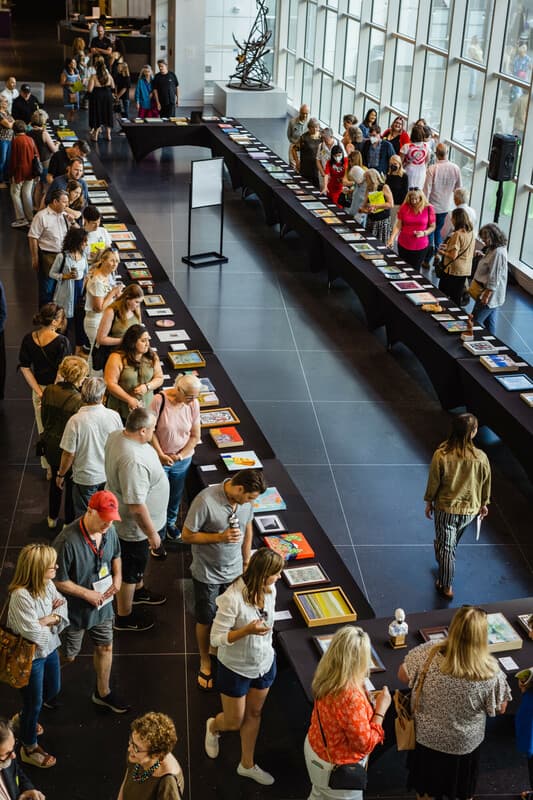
120, 539, 149, 584
215, 656, 277, 698
192, 578, 230, 625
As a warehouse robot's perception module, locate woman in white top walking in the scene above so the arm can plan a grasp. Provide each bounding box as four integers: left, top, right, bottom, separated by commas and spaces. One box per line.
205, 548, 284, 786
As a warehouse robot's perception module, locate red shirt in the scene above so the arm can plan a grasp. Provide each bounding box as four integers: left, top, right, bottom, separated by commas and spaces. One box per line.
308, 685, 384, 764
325, 158, 347, 205
9, 133, 38, 183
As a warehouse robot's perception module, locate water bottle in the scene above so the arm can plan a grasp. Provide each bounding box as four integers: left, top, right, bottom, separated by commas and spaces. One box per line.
59, 113, 66, 129
229, 512, 240, 535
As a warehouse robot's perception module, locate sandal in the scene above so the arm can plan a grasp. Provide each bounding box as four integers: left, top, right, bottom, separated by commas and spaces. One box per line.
20, 744, 56, 768
10, 713, 43, 736
197, 670, 214, 692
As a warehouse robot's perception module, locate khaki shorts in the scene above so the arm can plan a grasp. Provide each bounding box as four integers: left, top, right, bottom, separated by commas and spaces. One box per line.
63, 618, 114, 659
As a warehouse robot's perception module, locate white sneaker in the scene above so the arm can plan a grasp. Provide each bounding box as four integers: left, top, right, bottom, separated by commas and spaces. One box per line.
204, 718, 219, 758
236, 763, 274, 786
11, 219, 29, 228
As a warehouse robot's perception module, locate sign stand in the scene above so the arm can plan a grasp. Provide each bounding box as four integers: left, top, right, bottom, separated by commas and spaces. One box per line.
182, 157, 228, 268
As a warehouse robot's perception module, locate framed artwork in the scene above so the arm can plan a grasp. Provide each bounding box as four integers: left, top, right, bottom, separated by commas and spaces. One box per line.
145, 308, 173, 317
168, 350, 206, 369
487, 612, 523, 652
200, 407, 240, 428
116, 241, 137, 251
255, 515, 285, 535
294, 586, 357, 627
126, 268, 152, 280
419, 626, 449, 643
120, 251, 145, 260
110, 231, 136, 241
143, 294, 166, 306
282, 563, 330, 589
517, 613, 533, 635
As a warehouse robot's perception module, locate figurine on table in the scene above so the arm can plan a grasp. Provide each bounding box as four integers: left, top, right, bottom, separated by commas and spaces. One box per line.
389, 607, 408, 649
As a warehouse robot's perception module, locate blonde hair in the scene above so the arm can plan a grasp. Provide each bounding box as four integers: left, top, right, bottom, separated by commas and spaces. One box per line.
72, 37, 86, 54
9, 544, 57, 598
312, 626, 371, 699
364, 168, 384, 192
439, 606, 498, 681
58, 355, 89, 386
91, 247, 119, 272
388, 154, 405, 176
241, 548, 284, 608
404, 189, 428, 214
118, 62, 130, 77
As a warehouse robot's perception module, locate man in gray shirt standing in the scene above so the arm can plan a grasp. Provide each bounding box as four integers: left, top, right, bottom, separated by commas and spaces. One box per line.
287, 104, 310, 167
105, 407, 168, 632
182, 469, 267, 691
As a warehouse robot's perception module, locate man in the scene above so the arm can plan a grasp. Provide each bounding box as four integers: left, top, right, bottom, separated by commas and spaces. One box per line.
181, 469, 267, 691
54, 490, 129, 714
361, 125, 394, 174
8, 120, 38, 229
90, 24, 113, 66
83, 204, 112, 260
47, 139, 90, 184
152, 59, 179, 118
316, 127, 344, 188
11, 84, 39, 124
0, 77, 18, 114
287, 104, 309, 166
0, 719, 44, 800
104, 407, 168, 632
440, 187, 478, 241
423, 143, 462, 256
44, 157, 89, 207
28, 189, 70, 307
57, 378, 123, 518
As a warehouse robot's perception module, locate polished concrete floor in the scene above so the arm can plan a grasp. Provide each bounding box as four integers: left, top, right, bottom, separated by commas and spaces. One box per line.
0, 14, 532, 800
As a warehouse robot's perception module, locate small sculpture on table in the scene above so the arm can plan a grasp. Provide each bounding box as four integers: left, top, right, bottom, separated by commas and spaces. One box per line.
389, 608, 408, 649
227, 0, 273, 91
461, 313, 474, 342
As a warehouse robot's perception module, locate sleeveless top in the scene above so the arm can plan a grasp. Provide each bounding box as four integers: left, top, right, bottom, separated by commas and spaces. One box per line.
106, 354, 156, 421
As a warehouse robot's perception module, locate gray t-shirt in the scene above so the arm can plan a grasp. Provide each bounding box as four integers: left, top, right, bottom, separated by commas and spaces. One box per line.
60, 404, 123, 485
184, 480, 253, 585
104, 430, 169, 541
54, 518, 121, 630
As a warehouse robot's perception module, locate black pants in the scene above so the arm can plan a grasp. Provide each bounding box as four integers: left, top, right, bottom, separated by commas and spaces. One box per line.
160, 102, 176, 118
398, 244, 427, 268
0, 331, 5, 399
438, 273, 467, 307
49, 463, 74, 523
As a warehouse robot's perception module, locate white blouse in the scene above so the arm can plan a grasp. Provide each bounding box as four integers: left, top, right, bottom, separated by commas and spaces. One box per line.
7, 582, 69, 660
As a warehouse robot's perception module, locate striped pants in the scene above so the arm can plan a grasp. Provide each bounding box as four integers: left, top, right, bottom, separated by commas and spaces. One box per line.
434, 510, 476, 588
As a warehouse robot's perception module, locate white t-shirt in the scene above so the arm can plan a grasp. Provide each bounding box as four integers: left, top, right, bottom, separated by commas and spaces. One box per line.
85, 273, 112, 313
86, 227, 112, 259
60, 404, 123, 485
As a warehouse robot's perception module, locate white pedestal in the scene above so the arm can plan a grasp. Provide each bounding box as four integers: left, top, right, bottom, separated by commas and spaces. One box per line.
213, 81, 287, 118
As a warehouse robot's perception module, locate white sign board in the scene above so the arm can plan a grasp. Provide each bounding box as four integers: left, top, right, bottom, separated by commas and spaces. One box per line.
191, 157, 224, 209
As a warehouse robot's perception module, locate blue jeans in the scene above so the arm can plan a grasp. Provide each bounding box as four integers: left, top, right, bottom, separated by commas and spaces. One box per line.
473, 300, 497, 334
19, 649, 61, 746
163, 456, 192, 529
0, 139, 11, 181
120, 97, 130, 118
38, 268, 57, 308
72, 481, 105, 519
431, 211, 448, 254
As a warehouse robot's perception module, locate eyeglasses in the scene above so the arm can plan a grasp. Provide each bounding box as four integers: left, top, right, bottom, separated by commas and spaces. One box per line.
128, 736, 149, 754
0, 740, 18, 761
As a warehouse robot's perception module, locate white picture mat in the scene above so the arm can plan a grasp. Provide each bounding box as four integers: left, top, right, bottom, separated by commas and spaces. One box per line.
191, 158, 224, 209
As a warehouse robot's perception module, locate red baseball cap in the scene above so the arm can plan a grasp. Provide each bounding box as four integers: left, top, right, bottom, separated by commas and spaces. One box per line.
88, 490, 121, 522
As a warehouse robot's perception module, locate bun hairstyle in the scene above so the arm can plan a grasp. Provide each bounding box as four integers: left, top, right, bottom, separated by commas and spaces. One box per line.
33, 303, 65, 328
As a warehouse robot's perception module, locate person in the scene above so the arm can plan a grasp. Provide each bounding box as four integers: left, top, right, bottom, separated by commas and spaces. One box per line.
400, 125, 429, 189
84, 248, 122, 364
94, 283, 144, 371
114, 61, 131, 119
27, 110, 59, 208
72, 38, 90, 109
304, 626, 391, 800
64, 179, 84, 222
359, 108, 378, 139
295, 118, 322, 187
205, 548, 284, 786
28, 189, 71, 307
361, 125, 395, 174
0, 718, 45, 800
440, 187, 477, 240
0, 279, 6, 400
467, 35, 483, 97
83, 205, 113, 259
117, 712, 184, 800
47, 139, 90, 185
41, 355, 88, 527
152, 59, 179, 118
8, 120, 39, 229
322, 145, 347, 206
287, 104, 310, 166
437, 208, 475, 306
317, 129, 343, 190
423, 143, 462, 259
104, 408, 168, 631
7, 544, 69, 769
0, 95, 14, 187
45, 158, 89, 208
149, 374, 201, 543
54, 489, 130, 713
511, 44, 532, 102
181, 469, 267, 692
398, 606, 511, 800
360, 168, 393, 244
11, 84, 39, 124
516, 667, 533, 800
343, 152, 367, 223
0, 76, 18, 114
471, 223, 508, 335
387, 189, 436, 268
382, 116, 410, 155
134, 65, 154, 119
89, 14, 108, 44
49, 226, 89, 338
424, 413, 491, 599
385, 154, 409, 228
90, 23, 113, 66
104, 325, 164, 423
87, 57, 115, 142
60, 58, 81, 111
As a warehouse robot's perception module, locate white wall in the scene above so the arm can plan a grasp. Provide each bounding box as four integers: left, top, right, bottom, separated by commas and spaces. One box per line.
168, 0, 206, 106
205, 0, 259, 92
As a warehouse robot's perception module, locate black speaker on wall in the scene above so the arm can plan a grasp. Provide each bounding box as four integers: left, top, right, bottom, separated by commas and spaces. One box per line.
488, 133, 518, 181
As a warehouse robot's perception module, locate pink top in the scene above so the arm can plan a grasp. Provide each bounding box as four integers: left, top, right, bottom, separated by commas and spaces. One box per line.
150, 390, 200, 455
397, 203, 436, 251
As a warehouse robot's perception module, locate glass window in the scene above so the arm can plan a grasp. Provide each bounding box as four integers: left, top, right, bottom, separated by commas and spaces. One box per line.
398, 0, 418, 38
286, 53, 296, 103
520, 193, 533, 268
327, 0, 338, 7
452, 64, 483, 151
366, 28, 385, 97
340, 85, 356, 130
323, 9, 337, 73
304, 2, 317, 62
343, 18, 360, 84
462, 0, 493, 65
287, 0, 298, 52
427, 0, 450, 50
421, 51, 447, 131
372, 0, 388, 26
320, 73, 333, 123
448, 147, 475, 196
391, 39, 414, 114
302, 63, 313, 106
348, 0, 362, 17
502, 0, 533, 81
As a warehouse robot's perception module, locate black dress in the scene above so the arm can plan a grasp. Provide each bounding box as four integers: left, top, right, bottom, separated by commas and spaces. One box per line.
298, 133, 321, 187
89, 80, 114, 129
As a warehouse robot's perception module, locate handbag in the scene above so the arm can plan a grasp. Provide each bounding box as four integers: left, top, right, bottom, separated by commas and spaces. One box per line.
0, 600, 36, 689
468, 278, 485, 301
316, 705, 368, 790
31, 154, 43, 179
338, 190, 351, 208
393, 646, 439, 751
436, 234, 474, 280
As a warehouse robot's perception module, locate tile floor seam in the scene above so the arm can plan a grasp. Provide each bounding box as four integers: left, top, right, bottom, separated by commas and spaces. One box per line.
490, 498, 533, 573
0, 420, 34, 575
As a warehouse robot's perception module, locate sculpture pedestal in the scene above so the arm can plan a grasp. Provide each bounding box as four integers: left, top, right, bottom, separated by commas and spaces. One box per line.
213, 82, 287, 118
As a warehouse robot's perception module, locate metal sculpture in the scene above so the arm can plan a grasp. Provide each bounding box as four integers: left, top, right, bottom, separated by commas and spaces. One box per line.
227, 0, 273, 91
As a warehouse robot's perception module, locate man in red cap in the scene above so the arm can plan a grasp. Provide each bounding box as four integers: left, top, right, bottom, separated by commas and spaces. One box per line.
54, 489, 130, 713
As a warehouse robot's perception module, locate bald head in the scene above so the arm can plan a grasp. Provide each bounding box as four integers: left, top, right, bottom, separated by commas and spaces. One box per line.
436, 143, 448, 160
299, 104, 310, 121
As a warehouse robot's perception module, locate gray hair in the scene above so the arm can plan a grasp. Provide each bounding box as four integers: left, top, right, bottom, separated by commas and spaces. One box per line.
0, 719, 13, 746
125, 406, 155, 432
322, 127, 333, 138
454, 187, 468, 204
174, 373, 202, 393
81, 377, 106, 405
308, 117, 320, 131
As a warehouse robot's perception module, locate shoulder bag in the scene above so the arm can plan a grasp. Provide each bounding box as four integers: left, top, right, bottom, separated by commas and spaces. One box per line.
435, 235, 474, 280
156, 773, 183, 799
468, 278, 485, 301
0, 599, 36, 689
316, 704, 368, 790
393, 645, 439, 751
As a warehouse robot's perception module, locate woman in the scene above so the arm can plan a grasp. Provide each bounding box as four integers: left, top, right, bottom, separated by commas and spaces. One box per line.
104, 324, 163, 422
343, 152, 367, 223
385, 154, 409, 230
360, 168, 393, 244
387, 189, 436, 268
64, 178, 84, 222
0, 95, 14, 186
424, 413, 491, 599
323, 145, 348, 206
400, 125, 429, 189
437, 208, 475, 306
7, 544, 69, 769
295, 118, 322, 188
41, 355, 88, 527
117, 712, 184, 800
95, 282, 144, 370
382, 116, 410, 155
28, 110, 59, 207
359, 108, 378, 140
135, 65, 154, 119
205, 548, 285, 786
115, 61, 131, 119
304, 626, 391, 800
60, 57, 82, 111
84, 248, 122, 364
18, 303, 71, 476
49, 227, 89, 338
72, 37, 90, 109
398, 606, 511, 800
87, 57, 115, 141
150, 374, 202, 544
471, 223, 508, 335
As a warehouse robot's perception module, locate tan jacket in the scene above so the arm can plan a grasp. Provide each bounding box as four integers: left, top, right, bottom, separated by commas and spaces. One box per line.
424, 444, 491, 514
443, 229, 475, 276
